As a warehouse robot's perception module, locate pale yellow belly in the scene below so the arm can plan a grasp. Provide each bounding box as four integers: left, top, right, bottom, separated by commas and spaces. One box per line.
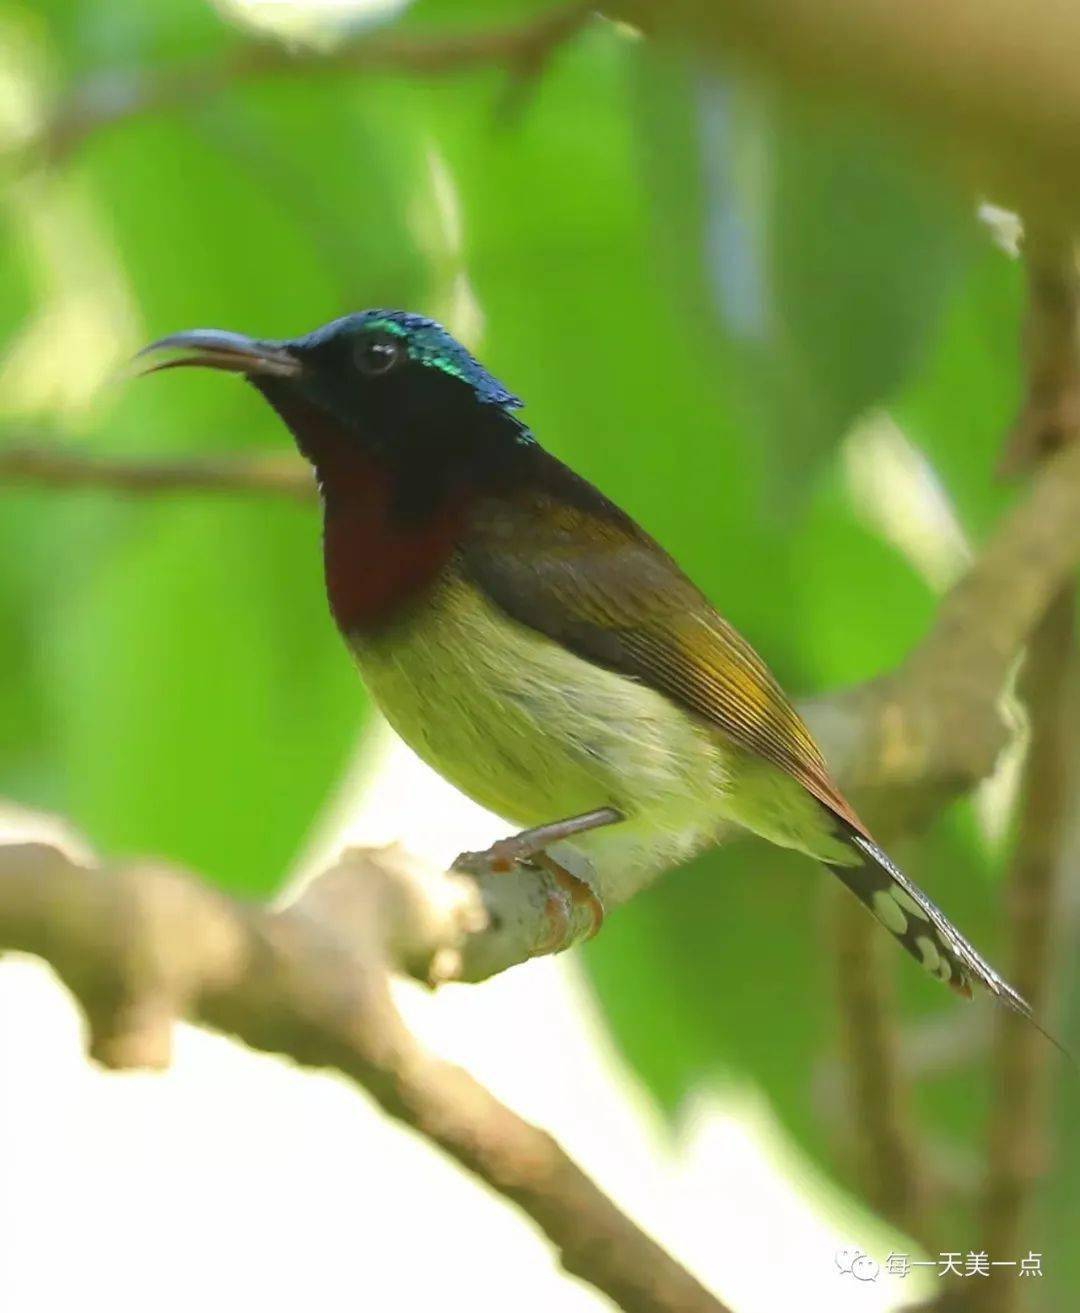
351, 570, 733, 904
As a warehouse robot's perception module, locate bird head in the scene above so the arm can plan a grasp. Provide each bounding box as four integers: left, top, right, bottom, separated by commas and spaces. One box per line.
138, 310, 529, 486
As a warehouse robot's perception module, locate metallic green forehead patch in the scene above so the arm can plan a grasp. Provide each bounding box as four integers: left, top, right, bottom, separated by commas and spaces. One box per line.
359, 310, 524, 409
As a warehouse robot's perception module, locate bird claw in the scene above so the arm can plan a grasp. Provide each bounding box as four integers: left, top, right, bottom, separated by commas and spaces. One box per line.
453, 838, 528, 877
534, 853, 605, 952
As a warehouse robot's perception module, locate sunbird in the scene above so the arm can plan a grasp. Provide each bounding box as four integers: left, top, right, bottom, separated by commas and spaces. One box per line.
140, 310, 1030, 1017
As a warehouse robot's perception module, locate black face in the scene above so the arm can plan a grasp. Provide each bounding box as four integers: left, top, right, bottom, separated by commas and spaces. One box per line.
279, 322, 428, 438
276, 325, 513, 482
137, 311, 531, 509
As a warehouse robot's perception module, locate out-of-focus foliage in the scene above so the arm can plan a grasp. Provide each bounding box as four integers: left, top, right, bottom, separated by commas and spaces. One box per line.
0, 1, 1073, 1301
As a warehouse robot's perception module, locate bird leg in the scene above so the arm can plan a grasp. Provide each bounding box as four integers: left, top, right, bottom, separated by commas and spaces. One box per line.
454, 806, 621, 949
454, 806, 622, 874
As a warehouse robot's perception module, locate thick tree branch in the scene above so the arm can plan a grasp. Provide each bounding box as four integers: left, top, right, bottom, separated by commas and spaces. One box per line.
0, 840, 727, 1313
29, 5, 593, 162
615, 1, 1080, 222
9, 415, 1080, 1275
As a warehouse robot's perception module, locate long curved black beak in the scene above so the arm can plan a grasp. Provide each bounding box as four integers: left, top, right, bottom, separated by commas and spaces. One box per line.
135, 329, 301, 378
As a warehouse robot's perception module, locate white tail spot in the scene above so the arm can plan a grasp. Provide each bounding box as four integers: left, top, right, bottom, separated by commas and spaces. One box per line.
872, 890, 908, 935
915, 935, 940, 973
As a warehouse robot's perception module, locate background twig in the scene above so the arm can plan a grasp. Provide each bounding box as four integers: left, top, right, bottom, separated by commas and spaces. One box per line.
974, 231, 1080, 1313
830, 888, 924, 1241
30, 5, 594, 162
0, 443, 315, 500
977, 592, 1074, 1313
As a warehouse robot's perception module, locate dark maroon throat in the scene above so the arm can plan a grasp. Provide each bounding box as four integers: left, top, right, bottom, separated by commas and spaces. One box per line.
320, 452, 466, 636
254, 383, 467, 635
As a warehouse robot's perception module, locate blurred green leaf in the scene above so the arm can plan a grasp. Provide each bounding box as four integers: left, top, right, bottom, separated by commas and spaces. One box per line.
631, 58, 971, 495
765, 99, 967, 482
30, 0, 232, 74
0, 19, 445, 888
42, 495, 362, 894
894, 241, 1025, 536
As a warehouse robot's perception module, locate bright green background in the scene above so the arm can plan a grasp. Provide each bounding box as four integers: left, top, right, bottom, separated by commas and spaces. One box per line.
0, 1, 1075, 1302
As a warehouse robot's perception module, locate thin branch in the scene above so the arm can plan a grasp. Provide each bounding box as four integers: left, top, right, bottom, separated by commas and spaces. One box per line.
977, 593, 1074, 1313
999, 228, 1080, 477
814, 1011, 994, 1114
32, 5, 594, 162
973, 233, 1080, 1313
0, 840, 728, 1313
829, 886, 924, 1242
0, 443, 315, 501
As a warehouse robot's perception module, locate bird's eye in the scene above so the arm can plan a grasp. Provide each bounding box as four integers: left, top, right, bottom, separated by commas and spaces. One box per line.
355, 333, 405, 377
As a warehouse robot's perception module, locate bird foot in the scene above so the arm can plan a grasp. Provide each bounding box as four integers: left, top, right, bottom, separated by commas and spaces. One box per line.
452, 839, 605, 955
453, 809, 617, 953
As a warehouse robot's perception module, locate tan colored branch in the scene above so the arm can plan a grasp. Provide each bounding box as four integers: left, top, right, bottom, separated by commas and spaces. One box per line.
31, 5, 593, 162
0, 443, 316, 501
973, 234, 1080, 1313
805, 436, 1080, 824
977, 592, 1074, 1313
616, 1, 1080, 221
0, 840, 728, 1313
1000, 228, 1080, 477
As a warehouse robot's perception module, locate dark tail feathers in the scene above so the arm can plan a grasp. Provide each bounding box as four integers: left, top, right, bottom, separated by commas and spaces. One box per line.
825, 827, 1031, 1017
